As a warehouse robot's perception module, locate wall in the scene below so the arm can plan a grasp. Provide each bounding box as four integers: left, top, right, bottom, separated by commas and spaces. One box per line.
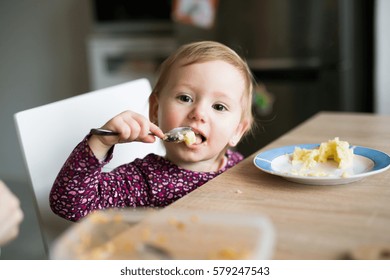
375, 0, 390, 114
0, 0, 93, 182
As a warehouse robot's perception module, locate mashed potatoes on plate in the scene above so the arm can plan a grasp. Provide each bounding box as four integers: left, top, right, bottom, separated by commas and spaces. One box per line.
291, 137, 354, 177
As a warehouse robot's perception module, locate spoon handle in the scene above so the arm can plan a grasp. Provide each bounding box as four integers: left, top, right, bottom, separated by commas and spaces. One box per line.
90, 128, 161, 140
90, 128, 119, 136
90, 127, 191, 143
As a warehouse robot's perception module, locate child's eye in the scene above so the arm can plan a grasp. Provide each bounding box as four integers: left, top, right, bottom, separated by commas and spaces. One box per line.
212, 103, 228, 112
177, 95, 193, 103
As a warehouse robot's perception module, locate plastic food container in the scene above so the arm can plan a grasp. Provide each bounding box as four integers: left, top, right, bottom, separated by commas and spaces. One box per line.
50, 208, 275, 260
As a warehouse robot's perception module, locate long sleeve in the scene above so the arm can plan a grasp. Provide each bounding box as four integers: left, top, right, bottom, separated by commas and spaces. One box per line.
49, 137, 150, 222
50, 137, 244, 222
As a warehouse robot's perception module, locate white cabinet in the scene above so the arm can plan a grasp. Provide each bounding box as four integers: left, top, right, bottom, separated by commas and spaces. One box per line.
87, 33, 177, 90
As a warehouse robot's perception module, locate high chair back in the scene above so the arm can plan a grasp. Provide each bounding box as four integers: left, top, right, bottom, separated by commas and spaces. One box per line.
14, 78, 165, 255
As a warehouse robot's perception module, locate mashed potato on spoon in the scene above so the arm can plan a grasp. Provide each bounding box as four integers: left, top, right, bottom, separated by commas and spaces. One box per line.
183, 130, 196, 146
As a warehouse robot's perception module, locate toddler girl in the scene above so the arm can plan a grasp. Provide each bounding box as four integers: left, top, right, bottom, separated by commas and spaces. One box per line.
50, 41, 255, 221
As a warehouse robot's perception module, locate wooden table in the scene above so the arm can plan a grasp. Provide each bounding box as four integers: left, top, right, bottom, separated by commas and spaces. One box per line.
74, 112, 389, 260
165, 111, 390, 259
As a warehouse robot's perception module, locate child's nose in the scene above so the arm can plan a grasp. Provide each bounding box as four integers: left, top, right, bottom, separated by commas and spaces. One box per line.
188, 105, 207, 123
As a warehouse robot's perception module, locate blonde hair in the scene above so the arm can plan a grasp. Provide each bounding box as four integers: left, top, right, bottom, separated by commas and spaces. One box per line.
152, 41, 255, 136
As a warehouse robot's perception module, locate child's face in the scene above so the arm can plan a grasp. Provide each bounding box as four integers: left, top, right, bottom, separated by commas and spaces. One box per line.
150, 60, 248, 169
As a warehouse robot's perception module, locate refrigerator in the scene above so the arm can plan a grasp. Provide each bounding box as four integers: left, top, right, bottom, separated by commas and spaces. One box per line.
175, 0, 374, 157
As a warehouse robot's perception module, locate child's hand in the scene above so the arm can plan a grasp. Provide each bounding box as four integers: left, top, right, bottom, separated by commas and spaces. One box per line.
88, 111, 164, 159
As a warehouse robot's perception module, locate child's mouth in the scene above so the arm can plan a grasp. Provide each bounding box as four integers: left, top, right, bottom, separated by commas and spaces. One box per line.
182, 127, 207, 146
195, 133, 207, 144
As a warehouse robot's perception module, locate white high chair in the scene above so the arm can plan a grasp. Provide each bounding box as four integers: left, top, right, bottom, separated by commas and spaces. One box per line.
14, 78, 165, 256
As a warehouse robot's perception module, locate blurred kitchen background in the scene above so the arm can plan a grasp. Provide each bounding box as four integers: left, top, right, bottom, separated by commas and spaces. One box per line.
0, 0, 389, 259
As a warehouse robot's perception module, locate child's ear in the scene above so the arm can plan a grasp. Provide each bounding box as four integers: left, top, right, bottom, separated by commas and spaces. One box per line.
149, 92, 159, 125
229, 119, 250, 147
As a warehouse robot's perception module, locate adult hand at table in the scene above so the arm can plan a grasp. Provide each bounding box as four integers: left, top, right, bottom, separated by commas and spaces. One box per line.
0, 180, 24, 246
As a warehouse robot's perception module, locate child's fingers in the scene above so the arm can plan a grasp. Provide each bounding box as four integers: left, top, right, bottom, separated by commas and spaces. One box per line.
121, 113, 151, 142
149, 122, 165, 139
98, 111, 164, 144
139, 134, 158, 143
114, 111, 160, 143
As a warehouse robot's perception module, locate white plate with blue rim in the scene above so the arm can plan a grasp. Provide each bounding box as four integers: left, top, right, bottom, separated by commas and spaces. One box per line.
253, 144, 390, 185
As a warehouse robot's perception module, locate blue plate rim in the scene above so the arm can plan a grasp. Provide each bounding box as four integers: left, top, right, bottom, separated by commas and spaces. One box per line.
253, 144, 390, 180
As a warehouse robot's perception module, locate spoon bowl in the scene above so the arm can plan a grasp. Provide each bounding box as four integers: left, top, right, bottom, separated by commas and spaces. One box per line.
163, 127, 193, 143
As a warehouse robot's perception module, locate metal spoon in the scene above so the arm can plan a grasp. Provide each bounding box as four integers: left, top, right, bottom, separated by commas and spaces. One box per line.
90, 127, 193, 143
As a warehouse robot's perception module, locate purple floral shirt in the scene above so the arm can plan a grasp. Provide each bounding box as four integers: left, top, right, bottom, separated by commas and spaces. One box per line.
50, 136, 243, 221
